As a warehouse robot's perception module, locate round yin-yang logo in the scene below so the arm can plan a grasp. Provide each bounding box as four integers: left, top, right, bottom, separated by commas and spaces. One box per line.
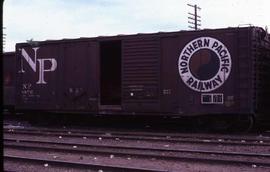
178, 37, 232, 92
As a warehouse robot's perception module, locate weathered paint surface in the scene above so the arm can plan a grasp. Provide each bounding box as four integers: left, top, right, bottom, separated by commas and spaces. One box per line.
14, 27, 270, 117
4, 52, 16, 107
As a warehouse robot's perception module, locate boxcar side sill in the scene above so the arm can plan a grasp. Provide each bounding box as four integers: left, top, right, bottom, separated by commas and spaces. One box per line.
99, 105, 122, 111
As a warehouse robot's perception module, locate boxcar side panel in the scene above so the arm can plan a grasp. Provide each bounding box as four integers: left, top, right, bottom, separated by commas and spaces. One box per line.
16, 44, 60, 110
61, 41, 97, 111
14, 27, 268, 117
161, 28, 253, 116
160, 36, 179, 113
122, 36, 161, 113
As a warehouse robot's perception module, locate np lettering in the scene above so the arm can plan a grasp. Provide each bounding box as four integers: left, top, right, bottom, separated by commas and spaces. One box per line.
19, 47, 57, 84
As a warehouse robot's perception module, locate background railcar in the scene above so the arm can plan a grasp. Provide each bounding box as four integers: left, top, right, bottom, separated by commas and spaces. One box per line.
14, 27, 270, 128
3, 52, 16, 112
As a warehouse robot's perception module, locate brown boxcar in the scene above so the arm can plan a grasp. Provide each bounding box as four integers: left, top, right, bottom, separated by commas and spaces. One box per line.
15, 27, 270, 125
3, 52, 16, 110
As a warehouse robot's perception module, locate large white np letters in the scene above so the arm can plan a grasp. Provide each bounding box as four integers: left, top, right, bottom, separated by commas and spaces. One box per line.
19, 47, 57, 84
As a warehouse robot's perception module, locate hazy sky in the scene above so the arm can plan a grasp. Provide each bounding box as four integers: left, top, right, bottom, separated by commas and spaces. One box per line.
3, 0, 270, 52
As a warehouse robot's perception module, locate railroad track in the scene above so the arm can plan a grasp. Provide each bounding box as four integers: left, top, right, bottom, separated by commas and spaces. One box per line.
5, 155, 166, 172
4, 127, 270, 147
4, 126, 270, 171
4, 138, 270, 167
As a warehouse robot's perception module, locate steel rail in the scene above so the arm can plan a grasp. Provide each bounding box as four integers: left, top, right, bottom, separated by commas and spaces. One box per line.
4, 154, 167, 172
4, 138, 270, 158
4, 129, 270, 146
4, 138, 270, 167
5, 127, 270, 142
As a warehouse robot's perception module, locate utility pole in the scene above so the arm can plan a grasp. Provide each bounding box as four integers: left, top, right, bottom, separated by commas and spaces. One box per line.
187, 4, 201, 30
3, 26, 6, 52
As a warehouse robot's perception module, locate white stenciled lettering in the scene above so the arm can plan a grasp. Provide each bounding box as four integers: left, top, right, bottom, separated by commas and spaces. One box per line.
19, 47, 58, 84
178, 37, 232, 92
36, 58, 57, 84
20, 47, 39, 73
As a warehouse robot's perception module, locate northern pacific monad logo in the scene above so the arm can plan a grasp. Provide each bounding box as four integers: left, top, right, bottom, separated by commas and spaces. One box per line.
178, 37, 232, 92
